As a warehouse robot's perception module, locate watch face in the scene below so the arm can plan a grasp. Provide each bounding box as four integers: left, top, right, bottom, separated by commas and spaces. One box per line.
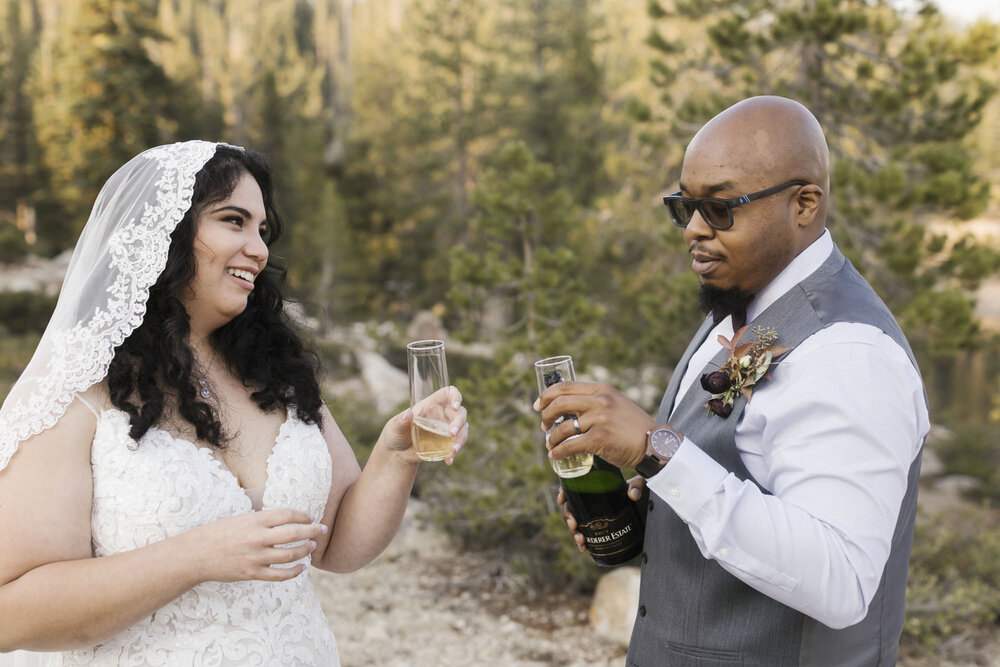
650, 428, 681, 458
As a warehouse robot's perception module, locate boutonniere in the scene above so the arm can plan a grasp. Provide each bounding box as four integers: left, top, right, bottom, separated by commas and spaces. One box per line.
701, 325, 791, 418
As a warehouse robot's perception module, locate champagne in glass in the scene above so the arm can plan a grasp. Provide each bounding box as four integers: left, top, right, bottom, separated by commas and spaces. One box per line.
534, 355, 593, 478
407, 339, 454, 461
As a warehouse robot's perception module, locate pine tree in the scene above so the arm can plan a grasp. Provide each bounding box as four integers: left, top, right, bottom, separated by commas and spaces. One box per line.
645, 0, 1000, 362
0, 0, 43, 249
32, 0, 177, 246
330, 0, 491, 318
488, 0, 608, 205
435, 141, 610, 585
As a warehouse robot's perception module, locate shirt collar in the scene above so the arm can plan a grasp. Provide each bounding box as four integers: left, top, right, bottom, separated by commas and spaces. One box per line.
746, 229, 834, 323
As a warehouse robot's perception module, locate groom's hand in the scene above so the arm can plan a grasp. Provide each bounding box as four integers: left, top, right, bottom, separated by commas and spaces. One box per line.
535, 381, 656, 470
557, 476, 648, 552
556, 488, 586, 553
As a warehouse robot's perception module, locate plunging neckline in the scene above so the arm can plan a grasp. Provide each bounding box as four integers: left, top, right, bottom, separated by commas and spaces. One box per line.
103, 408, 294, 512
154, 413, 292, 511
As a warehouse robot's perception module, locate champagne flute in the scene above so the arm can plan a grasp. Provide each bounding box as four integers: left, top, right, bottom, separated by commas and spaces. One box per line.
407, 339, 454, 462
534, 355, 593, 478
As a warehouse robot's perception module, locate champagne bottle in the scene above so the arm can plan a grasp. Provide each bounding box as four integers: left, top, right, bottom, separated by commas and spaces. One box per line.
540, 367, 644, 567
560, 456, 645, 567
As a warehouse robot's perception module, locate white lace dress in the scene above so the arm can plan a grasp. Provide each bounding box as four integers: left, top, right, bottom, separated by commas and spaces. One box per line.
51, 407, 339, 666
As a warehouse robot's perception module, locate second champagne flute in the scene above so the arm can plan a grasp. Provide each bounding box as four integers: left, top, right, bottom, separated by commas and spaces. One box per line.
407, 339, 454, 462
534, 355, 593, 478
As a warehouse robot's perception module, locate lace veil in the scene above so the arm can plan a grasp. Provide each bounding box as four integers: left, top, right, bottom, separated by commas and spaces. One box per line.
0, 140, 228, 473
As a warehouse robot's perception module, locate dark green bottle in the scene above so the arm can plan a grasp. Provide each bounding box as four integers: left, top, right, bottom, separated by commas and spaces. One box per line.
561, 456, 645, 567
539, 364, 644, 566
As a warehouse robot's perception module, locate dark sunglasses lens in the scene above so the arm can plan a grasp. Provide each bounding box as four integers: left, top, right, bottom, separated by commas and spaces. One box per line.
665, 198, 694, 227
701, 201, 732, 229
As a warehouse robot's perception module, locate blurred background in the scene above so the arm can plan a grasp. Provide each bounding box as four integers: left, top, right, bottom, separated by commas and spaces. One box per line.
1, 0, 1000, 658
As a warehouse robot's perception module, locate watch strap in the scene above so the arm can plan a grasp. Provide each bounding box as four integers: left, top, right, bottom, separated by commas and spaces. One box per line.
636, 454, 666, 479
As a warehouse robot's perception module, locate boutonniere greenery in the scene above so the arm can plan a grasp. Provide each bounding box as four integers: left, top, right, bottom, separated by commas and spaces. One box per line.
701, 325, 791, 418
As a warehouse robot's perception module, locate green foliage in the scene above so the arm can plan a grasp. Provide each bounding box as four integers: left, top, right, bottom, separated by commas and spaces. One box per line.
0, 331, 41, 400
0, 0, 43, 232
31, 0, 179, 247
0, 225, 28, 263
429, 142, 614, 587
646, 0, 1000, 396
0, 290, 56, 335
905, 506, 1000, 645
933, 424, 1000, 502
899, 290, 981, 358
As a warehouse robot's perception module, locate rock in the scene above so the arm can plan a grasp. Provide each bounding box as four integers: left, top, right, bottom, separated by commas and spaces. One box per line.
924, 423, 953, 449
588, 566, 641, 646
383, 500, 452, 560
919, 446, 944, 479
285, 301, 320, 331
356, 350, 409, 414
323, 377, 371, 404
920, 474, 984, 514
0, 250, 72, 296
934, 474, 983, 495
361, 618, 391, 642
406, 310, 447, 344
584, 365, 612, 383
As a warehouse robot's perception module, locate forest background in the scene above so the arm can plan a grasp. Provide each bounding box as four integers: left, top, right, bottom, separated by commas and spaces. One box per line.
2, 0, 1000, 655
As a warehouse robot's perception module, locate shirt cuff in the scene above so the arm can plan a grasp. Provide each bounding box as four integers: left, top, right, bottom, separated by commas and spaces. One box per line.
646, 437, 730, 522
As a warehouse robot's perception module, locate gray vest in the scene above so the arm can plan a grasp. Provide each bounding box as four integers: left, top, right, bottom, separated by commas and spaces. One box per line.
627, 247, 924, 666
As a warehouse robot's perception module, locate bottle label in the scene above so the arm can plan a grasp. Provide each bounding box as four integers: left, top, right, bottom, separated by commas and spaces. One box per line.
578, 506, 641, 558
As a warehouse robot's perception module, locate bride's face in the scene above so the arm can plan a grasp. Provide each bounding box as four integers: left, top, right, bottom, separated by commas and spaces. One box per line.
179, 173, 269, 336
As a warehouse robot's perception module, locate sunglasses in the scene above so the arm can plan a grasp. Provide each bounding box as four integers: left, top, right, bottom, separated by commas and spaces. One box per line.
663, 180, 809, 231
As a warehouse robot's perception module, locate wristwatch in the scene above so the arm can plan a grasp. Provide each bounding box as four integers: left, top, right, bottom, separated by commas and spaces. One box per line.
636, 426, 683, 478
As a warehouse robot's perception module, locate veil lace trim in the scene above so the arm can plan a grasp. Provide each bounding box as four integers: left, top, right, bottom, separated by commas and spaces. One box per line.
0, 141, 222, 472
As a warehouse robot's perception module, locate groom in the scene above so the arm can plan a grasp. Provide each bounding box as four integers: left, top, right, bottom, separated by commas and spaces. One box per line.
537, 96, 928, 665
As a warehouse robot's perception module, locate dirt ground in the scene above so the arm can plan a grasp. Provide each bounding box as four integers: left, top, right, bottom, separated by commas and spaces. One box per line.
313, 500, 1000, 667
313, 500, 626, 666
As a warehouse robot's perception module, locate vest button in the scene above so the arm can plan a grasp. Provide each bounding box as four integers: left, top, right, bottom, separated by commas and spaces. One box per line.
638, 604, 647, 617
640, 552, 647, 565
648, 499, 654, 512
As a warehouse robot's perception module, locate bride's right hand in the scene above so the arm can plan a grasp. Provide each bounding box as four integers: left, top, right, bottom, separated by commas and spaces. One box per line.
186, 509, 328, 583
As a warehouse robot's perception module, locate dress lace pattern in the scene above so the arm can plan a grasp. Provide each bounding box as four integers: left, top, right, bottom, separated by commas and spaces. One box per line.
51, 408, 339, 666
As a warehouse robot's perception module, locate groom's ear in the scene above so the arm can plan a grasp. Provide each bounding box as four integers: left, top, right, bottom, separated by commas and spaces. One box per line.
793, 184, 823, 227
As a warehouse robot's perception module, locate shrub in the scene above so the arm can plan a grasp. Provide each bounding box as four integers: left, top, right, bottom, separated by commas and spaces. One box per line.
934, 423, 1000, 502
0, 291, 58, 335
0, 333, 42, 400
904, 505, 1000, 647
0, 226, 29, 263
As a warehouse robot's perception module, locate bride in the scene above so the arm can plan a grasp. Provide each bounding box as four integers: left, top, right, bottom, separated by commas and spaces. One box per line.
0, 141, 468, 665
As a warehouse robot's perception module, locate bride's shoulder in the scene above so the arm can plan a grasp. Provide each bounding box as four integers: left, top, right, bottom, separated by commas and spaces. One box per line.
75, 381, 113, 416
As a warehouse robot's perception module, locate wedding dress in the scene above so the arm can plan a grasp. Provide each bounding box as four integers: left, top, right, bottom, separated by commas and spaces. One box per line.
47, 404, 340, 667
0, 142, 343, 667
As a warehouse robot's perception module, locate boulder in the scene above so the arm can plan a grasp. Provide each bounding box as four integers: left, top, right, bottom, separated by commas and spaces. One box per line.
589, 566, 641, 647
357, 350, 409, 415
406, 310, 447, 344
0, 250, 72, 296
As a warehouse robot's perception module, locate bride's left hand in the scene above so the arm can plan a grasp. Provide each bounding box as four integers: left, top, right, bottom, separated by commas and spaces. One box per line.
381, 386, 468, 465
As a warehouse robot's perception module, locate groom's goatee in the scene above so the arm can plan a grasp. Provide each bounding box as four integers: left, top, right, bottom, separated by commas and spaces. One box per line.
698, 284, 754, 319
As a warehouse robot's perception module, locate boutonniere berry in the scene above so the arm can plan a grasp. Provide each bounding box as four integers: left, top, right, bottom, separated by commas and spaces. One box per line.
701, 325, 790, 418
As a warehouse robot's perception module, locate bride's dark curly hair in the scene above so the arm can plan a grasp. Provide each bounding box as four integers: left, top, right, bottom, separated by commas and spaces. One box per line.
107, 145, 323, 447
